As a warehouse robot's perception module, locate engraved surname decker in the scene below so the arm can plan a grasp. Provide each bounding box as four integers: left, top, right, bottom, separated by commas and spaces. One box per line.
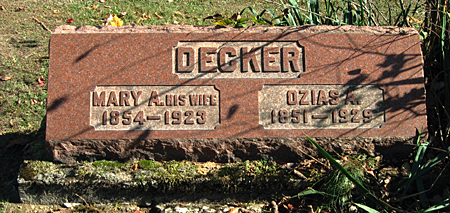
173, 41, 304, 79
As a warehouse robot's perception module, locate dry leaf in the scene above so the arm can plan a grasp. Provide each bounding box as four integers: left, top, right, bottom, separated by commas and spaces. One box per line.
229, 207, 240, 213
9, 119, 14, 127
230, 13, 241, 21
88, 5, 99, 9
155, 12, 163, 19
293, 169, 307, 179
31, 99, 38, 104
0, 5, 5, 10
107, 14, 123, 26
132, 163, 138, 171
0, 75, 12, 81
37, 75, 45, 86
15, 7, 24, 12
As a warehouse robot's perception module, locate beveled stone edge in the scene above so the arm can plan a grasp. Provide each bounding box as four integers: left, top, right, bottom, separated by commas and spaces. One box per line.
45, 136, 423, 164
52, 25, 418, 35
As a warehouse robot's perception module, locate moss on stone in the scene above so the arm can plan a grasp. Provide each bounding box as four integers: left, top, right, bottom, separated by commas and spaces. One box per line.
137, 160, 160, 169
19, 161, 56, 181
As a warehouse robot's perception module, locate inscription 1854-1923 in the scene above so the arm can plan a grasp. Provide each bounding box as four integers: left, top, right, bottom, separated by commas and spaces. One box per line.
90, 86, 220, 130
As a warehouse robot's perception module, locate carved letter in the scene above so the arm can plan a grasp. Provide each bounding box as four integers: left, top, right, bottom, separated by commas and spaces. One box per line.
119, 91, 131, 106
263, 47, 280, 72
92, 91, 106, 106
107, 91, 119, 106
299, 90, 309, 105
210, 94, 217, 106
165, 94, 174, 106
189, 94, 199, 106
329, 90, 339, 105
345, 91, 357, 105
148, 91, 163, 106
241, 47, 261, 72
317, 90, 328, 105
287, 90, 297, 105
131, 91, 142, 106
219, 47, 237, 72
199, 47, 217, 72
177, 47, 195, 72
282, 47, 301, 72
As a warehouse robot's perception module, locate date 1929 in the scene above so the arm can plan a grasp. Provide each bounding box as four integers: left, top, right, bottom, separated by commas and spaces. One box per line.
101, 110, 207, 125
271, 108, 373, 124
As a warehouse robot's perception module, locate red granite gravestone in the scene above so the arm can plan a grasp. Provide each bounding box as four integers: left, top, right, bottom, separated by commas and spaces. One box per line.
46, 25, 426, 163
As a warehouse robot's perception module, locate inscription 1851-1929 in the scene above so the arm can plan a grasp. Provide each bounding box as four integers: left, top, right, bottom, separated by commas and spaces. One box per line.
259, 85, 385, 129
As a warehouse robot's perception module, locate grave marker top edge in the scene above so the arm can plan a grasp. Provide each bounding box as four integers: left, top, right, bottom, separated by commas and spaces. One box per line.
52, 25, 419, 35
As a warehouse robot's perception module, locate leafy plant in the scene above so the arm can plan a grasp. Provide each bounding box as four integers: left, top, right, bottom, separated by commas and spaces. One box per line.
302, 135, 390, 211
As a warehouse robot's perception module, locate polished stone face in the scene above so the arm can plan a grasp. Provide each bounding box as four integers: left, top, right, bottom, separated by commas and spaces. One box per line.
47, 25, 426, 141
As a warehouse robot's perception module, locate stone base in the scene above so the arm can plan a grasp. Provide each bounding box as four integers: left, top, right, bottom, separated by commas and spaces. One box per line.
46, 137, 418, 164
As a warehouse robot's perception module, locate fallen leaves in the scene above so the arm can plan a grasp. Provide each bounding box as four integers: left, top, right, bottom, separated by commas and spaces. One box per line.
0, 5, 5, 10
228, 207, 239, 213
105, 14, 123, 26
37, 75, 45, 86
30, 99, 39, 105
154, 12, 163, 19
0, 75, 11, 81
136, 13, 151, 23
